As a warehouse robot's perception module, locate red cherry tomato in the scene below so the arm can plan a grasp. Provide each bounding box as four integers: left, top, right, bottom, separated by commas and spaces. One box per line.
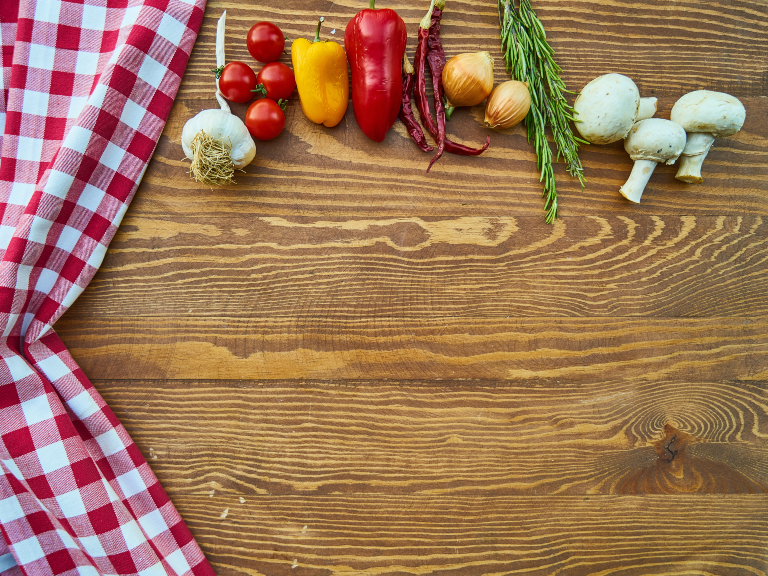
247, 22, 285, 64
217, 61, 256, 103
245, 99, 286, 140
254, 62, 295, 101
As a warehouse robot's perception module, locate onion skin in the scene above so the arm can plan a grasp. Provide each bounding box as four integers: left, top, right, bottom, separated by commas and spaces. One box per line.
442, 51, 494, 109
484, 80, 531, 130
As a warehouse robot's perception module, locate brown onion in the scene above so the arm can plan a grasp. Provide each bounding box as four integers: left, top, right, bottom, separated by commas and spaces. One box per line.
442, 52, 494, 111
484, 81, 531, 129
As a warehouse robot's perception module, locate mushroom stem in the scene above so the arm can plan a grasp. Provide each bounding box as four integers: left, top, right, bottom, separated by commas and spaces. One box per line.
675, 132, 715, 184
636, 97, 658, 121
619, 159, 657, 203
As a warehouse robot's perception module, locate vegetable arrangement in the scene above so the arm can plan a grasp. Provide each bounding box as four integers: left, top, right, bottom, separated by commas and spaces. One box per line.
182, 2, 746, 224
182, 12, 255, 186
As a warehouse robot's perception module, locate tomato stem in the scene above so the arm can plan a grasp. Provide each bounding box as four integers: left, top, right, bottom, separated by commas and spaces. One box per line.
251, 84, 267, 97
211, 65, 224, 79
277, 99, 287, 111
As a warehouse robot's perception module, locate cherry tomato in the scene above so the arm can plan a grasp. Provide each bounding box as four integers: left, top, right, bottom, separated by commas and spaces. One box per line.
245, 99, 286, 140
247, 22, 285, 64
254, 62, 295, 101
217, 61, 256, 103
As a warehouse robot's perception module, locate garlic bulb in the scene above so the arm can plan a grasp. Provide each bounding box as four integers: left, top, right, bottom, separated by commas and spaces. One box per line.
442, 52, 494, 117
181, 11, 256, 185
484, 81, 531, 130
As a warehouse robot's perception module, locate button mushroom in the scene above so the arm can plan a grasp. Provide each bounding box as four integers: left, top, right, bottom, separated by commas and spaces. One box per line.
573, 73, 658, 145
619, 118, 687, 203
670, 90, 746, 184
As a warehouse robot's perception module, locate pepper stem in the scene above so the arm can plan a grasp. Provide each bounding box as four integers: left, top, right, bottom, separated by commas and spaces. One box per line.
369, 0, 376, 8
435, 0, 445, 9
313, 16, 325, 43
419, 0, 436, 29
445, 105, 454, 120
403, 52, 414, 75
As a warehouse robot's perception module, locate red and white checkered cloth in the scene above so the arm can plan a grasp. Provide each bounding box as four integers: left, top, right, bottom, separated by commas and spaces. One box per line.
0, 0, 216, 574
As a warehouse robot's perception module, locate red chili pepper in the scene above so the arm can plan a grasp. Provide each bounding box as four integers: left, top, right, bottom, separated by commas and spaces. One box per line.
445, 134, 491, 157
345, 0, 408, 142
414, 15, 438, 142
426, 0, 490, 162
414, 0, 489, 172
400, 55, 433, 153
412, 2, 446, 172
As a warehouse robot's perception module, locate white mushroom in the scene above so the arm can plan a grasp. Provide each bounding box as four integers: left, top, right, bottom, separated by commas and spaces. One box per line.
619, 118, 687, 203
574, 73, 658, 145
670, 90, 746, 184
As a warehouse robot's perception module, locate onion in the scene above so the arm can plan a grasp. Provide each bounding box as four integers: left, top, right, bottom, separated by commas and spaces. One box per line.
442, 52, 494, 116
484, 80, 531, 130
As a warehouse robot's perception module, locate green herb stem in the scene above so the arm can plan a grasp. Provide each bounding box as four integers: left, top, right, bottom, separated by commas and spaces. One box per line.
498, 0, 586, 223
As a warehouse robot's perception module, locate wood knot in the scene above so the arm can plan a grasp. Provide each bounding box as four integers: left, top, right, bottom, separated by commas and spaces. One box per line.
614, 423, 768, 494
652, 423, 692, 466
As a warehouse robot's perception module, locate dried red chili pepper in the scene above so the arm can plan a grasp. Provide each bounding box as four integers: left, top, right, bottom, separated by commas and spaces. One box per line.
400, 55, 433, 152
428, 0, 490, 157
445, 134, 491, 157
413, 2, 438, 141
415, 0, 489, 171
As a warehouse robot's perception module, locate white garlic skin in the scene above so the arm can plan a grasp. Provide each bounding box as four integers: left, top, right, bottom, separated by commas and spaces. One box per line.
181, 109, 256, 169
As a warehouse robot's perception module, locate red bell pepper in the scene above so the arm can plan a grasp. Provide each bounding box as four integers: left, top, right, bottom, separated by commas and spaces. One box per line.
345, 0, 407, 142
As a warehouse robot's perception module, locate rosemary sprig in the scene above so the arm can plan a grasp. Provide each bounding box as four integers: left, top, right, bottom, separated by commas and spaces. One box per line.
498, 0, 587, 223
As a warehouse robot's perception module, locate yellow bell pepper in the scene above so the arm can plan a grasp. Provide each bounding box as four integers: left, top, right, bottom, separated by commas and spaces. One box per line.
291, 18, 348, 128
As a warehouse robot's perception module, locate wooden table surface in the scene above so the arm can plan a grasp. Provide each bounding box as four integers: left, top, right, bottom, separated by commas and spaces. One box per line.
57, 0, 768, 574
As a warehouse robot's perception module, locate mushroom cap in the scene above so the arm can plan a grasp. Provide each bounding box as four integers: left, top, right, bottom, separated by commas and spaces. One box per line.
574, 73, 640, 145
624, 118, 687, 164
670, 90, 746, 138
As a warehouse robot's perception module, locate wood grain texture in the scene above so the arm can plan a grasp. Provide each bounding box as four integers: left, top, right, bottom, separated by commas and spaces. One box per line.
180, 493, 768, 576
59, 214, 768, 319
171, 495, 768, 576
59, 316, 768, 380
95, 378, 768, 574
96, 379, 768, 497
56, 0, 768, 572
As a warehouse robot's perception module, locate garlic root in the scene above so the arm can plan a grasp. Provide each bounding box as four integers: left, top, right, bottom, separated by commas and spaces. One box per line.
189, 132, 235, 186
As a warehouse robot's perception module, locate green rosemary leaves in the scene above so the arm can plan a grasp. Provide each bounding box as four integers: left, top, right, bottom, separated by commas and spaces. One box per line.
498, 0, 586, 223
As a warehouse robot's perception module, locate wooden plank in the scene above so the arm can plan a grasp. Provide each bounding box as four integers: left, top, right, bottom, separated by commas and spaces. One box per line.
166, 494, 768, 575
95, 379, 768, 497
58, 316, 768, 380
181, 1, 768, 100
60, 214, 768, 319
150, 96, 768, 218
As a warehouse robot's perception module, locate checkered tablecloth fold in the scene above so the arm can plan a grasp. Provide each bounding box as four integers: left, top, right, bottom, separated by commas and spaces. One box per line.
0, 1, 214, 575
